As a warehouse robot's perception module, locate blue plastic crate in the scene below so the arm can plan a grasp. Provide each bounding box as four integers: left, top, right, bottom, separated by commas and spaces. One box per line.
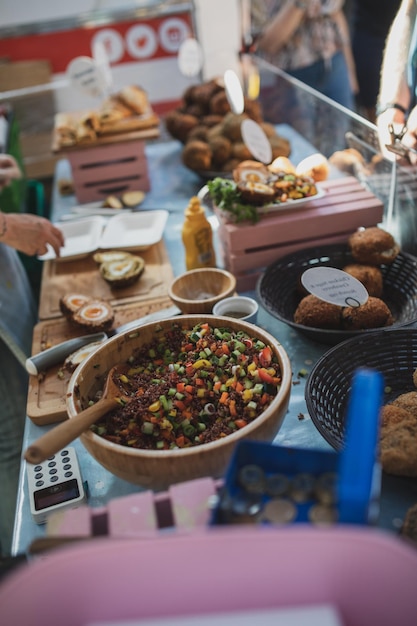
211, 368, 384, 527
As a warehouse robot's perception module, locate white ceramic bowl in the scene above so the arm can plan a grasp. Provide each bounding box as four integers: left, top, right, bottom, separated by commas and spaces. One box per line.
212, 296, 259, 324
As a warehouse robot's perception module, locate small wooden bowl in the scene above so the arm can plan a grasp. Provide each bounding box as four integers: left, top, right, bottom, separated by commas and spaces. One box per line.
168, 268, 237, 314
66, 315, 292, 490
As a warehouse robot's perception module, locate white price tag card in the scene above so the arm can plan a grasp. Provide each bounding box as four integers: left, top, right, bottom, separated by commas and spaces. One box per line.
224, 69, 245, 115
241, 118, 272, 164
178, 38, 204, 77
301, 267, 369, 307
92, 40, 113, 93
67, 56, 109, 98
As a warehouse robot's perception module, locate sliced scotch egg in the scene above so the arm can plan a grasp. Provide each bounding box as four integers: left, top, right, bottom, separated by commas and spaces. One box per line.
233, 160, 270, 184
267, 156, 296, 175
93, 250, 132, 264
59, 293, 92, 320
295, 153, 329, 182
72, 300, 115, 332
100, 255, 145, 289
64, 341, 105, 373
236, 180, 277, 205
102, 195, 123, 209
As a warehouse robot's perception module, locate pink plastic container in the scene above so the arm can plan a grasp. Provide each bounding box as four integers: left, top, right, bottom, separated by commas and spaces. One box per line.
1, 526, 416, 625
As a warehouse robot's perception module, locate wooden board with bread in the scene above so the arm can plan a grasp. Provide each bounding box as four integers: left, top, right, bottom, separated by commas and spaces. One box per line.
52, 85, 160, 152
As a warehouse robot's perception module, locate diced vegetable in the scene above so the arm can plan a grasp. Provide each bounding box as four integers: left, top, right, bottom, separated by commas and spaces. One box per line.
92, 322, 282, 451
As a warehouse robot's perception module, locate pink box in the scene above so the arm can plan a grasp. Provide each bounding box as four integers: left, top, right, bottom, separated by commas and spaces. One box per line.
67, 139, 150, 203
216, 177, 384, 290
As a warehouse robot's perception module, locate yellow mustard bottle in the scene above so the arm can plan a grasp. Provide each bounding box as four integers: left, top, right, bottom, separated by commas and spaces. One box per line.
182, 196, 216, 270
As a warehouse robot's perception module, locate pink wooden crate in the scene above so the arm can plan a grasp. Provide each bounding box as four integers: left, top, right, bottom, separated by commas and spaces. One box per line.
67, 139, 150, 203
45, 477, 221, 542
216, 177, 384, 290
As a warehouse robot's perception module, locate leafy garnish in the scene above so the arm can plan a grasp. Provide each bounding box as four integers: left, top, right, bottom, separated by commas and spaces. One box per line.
207, 178, 260, 223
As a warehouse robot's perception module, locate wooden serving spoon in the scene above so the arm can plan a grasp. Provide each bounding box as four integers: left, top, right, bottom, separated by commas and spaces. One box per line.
24, 365, 130, 465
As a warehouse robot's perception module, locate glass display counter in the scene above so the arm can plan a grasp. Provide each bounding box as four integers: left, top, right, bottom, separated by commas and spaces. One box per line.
251, 55, 417, 259
11, 66, 417, 558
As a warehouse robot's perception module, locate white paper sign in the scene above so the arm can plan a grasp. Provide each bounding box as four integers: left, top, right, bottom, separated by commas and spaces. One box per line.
301, 267, 369, 307
67, 56, 109, 98
178, 38, 204, 77
241, 118, 272, 164
92, 40, 113, 93
224, 69, 245, 115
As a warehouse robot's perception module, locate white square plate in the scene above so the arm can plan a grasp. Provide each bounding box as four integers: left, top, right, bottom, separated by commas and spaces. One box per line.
99, 210, 169, 251
38, 216, 105, 262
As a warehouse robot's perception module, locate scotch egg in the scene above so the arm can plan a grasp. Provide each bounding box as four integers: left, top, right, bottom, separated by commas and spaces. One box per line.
268, 156, 296, 175
100, 254, 145, 289
59, 293, 92, 320
72, 300, 115, 332
93, 250, 132, 264
236, 180, 276, 205
233, 160, 270, 184
64, 341, 105, 373
295, 153, 329, 182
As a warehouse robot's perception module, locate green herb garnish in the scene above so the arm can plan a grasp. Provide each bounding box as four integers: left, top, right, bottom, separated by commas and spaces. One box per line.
207, 177, 260, 223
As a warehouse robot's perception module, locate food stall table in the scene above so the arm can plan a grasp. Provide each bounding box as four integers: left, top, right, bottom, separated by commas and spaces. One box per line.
12, 125, 417, 556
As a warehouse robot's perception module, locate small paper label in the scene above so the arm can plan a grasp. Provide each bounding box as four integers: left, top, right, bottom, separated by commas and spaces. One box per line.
92, 40, 113, 92
241, 118, 272, 164
67, 56, 109, 98
224, 69, 245, 115
301, 267, 369, 307
178, 38, 204, 77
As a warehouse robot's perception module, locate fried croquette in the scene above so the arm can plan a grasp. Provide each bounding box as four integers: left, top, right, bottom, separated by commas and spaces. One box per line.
342, 264, 383, 298
341, 297, 394, 330
348, 227, 400, 265
380, 418, 417, 477
391, 391, 417, 419
401, 503, 417, 543
182, 140, 212, 171
380, 404, 412, 430
293, 294, 342, 329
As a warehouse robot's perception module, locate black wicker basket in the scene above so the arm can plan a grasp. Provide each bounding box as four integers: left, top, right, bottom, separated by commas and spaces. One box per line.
305, 328, 417, 450
257, 243, 417, 345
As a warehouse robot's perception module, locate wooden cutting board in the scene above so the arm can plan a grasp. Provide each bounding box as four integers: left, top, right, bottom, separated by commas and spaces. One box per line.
27, 296, 175, 425
38, 239, 173, 320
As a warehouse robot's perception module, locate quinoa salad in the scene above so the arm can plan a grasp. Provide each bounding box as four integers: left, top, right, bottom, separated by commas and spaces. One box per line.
90, 321, 283, 450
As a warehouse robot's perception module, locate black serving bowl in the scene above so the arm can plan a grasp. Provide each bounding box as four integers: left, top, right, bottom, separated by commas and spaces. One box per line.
257, 243, 417, 345
304, 328, 417, 450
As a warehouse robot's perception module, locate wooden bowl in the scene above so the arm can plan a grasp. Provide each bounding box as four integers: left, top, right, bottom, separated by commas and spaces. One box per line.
66, 315, 292, 489
168, 268, 237, 314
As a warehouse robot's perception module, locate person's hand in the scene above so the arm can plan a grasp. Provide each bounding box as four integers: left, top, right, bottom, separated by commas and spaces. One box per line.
0, 154, 22, 190
399, 106, 417, 164
0, 212, 65, 257
376, 107, 413, 163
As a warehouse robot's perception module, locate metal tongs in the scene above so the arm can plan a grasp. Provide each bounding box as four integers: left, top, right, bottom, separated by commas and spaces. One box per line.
385, 123, 417, 161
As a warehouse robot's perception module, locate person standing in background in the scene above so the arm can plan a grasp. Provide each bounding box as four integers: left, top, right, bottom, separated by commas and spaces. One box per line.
376, 0, 417, 162
252, 0, 358, 110
350, 0, 401, 123
0, 153, 64, 557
